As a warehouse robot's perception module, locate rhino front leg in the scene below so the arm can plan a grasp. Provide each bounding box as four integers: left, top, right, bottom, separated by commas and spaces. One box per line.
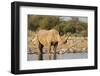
53, 42, 58, 60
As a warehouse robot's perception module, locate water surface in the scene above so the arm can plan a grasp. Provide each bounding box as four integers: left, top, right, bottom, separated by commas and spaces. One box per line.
27, 53, 88, 61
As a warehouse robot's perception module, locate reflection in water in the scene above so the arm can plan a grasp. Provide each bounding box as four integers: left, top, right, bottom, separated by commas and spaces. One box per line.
27, 53, 88, 61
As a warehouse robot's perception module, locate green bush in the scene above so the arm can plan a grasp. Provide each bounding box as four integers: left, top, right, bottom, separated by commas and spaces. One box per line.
28, 15, 87, 37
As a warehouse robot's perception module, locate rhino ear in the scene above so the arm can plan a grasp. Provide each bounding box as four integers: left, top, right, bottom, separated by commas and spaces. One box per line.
59, 31, 64, 36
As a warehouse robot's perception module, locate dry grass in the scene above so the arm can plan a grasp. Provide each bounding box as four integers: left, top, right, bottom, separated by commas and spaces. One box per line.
28, 31, 88, 54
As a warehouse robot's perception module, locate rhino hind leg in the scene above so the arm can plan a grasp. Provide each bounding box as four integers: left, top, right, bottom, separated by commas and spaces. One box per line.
38, 43, 43, 60
48, 46, 52, 60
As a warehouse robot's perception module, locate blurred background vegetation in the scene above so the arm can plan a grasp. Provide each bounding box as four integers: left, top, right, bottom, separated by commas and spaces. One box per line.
28, 15, 88, 37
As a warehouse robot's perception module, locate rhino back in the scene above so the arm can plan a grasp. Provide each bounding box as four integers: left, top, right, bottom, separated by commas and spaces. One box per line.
37, 29, 61, 47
